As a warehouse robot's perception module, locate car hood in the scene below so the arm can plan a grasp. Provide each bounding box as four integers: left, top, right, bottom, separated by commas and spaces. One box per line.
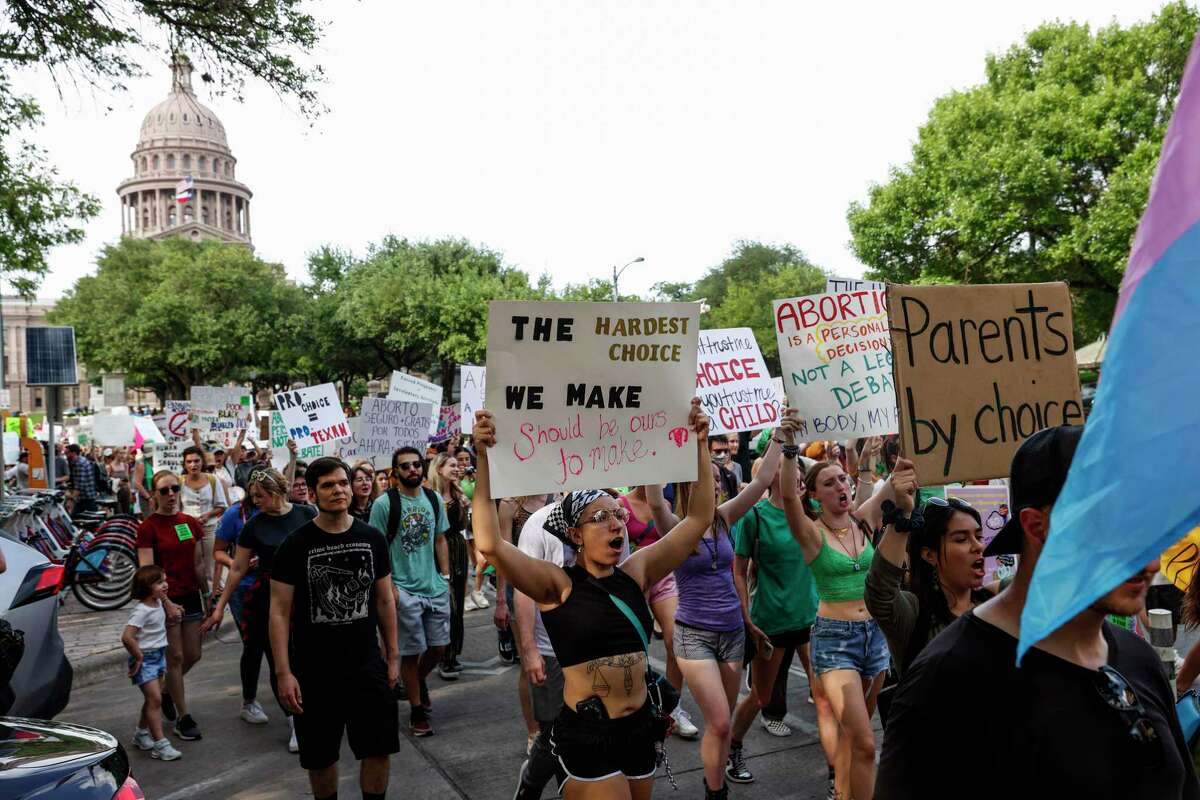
0, 717, 116, 771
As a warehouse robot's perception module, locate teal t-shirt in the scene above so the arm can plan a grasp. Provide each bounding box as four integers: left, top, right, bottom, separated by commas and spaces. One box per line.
734, 499, 818, 636
368, 490, 449, 597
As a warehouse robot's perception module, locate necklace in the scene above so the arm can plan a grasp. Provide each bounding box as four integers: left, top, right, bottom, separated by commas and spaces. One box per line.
823, 519, 862, 571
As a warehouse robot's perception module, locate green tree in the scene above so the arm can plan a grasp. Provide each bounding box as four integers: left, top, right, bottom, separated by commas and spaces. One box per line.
707, 264, 826, 375
0, 0, 325, 292
847, 2, 1198, 342
50, 238, 308, 398
338, 237, 540, 391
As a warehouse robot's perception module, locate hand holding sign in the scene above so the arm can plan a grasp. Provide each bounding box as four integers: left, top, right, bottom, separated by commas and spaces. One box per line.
889, 457, 918, 513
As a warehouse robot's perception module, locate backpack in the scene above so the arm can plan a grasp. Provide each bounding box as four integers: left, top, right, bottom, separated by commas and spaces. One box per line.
384, 486, 443, 544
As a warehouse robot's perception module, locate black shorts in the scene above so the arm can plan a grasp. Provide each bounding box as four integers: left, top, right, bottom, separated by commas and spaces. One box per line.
168, 592, 205, 623
550, 700, 658, 788
294, 659, 400, 771
744, 625, 811, 662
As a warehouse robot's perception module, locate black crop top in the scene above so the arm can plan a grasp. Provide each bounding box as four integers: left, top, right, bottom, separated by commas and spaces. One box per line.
541, 563, 654, 668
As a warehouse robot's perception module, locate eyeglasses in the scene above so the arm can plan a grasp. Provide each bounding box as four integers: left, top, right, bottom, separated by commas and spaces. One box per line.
1094, 665, 1158, 744
396, 461, 423, 472
157, 485, 182, 496
581, 506, 631, 526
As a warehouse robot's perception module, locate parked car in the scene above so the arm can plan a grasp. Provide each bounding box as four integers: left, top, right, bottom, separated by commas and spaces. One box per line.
0, 537, 72, 718
1081, 382, 1097, 413
0, 717, 144, 798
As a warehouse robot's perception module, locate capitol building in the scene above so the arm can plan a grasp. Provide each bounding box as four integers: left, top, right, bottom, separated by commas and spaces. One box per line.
5, 54, 254, 414
115, 53, 254, 247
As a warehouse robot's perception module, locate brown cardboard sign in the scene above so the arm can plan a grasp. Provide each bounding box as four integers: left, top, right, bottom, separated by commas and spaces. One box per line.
888, 282, 1084, 483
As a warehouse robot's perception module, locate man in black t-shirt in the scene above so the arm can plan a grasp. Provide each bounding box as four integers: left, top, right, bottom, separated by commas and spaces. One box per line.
877, 426, 1200, 800
270, 458, 401, 800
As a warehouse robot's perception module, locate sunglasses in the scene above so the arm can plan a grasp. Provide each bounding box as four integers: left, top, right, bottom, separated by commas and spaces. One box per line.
158, 485, 182, 496
395, 461, 423, 472
1095, 665, 1158, 745
926, 496, 974, 513
581, 506, 631, 526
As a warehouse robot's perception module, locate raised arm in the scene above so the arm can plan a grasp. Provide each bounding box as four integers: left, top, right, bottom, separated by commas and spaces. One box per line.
855, 456, 914, 533
284, 439, 298, 489
779, 410, 822, 563
471, 411, 572, 607
718, 434, 781, 526
229, 429, 246, 466
623, 399, 715, 589
644, 483, 679, 536
872, 458, 918, 569
852, 436, 881, 509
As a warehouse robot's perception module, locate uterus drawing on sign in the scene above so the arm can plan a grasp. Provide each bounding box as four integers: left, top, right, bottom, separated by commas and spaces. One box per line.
668, 427, 689, 448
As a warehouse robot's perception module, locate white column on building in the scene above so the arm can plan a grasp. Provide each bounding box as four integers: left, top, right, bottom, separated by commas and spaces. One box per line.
244, 200, 251, 239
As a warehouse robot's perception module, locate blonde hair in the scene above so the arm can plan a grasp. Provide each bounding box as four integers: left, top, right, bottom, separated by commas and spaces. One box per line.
150, 469, 179, 491
247, 467, 289, 498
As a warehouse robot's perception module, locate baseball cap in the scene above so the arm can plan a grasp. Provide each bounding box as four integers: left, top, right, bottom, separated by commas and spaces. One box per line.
983, 425, 1084, 557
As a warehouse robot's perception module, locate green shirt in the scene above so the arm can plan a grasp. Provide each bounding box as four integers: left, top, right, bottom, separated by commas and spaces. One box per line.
460, 477, 475, 501
368, 490, 449, 597
734, 499, 818, 636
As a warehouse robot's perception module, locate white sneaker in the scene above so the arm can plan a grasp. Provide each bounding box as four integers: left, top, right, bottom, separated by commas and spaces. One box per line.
288, 716, 299, 753
671, 707, 699, 740
132, 728, 155, 751
761, 718, 792, 737
240, 700, 269, 725
464, 593, 478, 611
472, 590, 490, 609
151, 738, 182, 761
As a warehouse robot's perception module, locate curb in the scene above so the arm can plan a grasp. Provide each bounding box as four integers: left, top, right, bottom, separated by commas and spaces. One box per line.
72, 648, 127, 689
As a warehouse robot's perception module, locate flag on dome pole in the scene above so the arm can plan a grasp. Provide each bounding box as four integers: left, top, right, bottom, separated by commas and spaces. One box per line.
1018, 31, 1200, 661
175, 175, 194, 204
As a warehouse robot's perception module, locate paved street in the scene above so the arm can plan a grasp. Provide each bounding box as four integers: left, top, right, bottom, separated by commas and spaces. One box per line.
60, 587, 840, 799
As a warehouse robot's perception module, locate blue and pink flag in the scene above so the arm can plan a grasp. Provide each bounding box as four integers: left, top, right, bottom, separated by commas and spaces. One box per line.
1019, 32, 1200, 660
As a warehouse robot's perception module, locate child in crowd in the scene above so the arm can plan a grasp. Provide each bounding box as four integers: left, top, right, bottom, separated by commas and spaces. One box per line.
121, 565, 182, 761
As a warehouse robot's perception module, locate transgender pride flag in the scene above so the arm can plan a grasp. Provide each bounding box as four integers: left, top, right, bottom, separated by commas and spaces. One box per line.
1019, 32, 1200, 660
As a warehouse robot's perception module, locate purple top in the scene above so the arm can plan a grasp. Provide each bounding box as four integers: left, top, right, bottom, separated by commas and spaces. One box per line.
674, 528, 742, 632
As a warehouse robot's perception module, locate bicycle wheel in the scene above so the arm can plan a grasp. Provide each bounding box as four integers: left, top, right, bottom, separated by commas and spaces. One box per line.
71, 546, 137, 611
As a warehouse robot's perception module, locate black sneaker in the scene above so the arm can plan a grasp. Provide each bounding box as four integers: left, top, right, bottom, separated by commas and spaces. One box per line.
174, 714, 202, 741
438, 659, 462, 681
497, 627, 516, 664
725, 745, 754, 784
512, 759, 536, 800
161, 691, 177, 723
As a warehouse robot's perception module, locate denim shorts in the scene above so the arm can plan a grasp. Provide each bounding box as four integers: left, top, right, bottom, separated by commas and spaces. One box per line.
129, 647, 167, 686
673, 621, 745, 662
396, 588, 451, 656
810, 616, 890, 677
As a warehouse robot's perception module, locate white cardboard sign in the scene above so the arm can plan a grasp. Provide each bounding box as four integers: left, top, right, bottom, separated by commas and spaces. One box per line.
93, 414, 137, 446
826, 277, 887, 294
387, 371, 442, 437
459, 365, 486, 433
358, 397, 434, 463
271, 383, 350, 449
485, 300, 700, 497
773, 289, 898, 438
696, 328, 781, 435
190, 386, 254, 446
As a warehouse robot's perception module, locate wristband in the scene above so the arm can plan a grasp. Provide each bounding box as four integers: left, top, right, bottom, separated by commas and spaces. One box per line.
781, 444, 800, 459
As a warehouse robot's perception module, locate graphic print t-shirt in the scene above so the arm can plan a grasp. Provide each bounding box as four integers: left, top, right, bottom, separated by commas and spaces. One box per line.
368, 490, 448, 597
271, 519, 391, 670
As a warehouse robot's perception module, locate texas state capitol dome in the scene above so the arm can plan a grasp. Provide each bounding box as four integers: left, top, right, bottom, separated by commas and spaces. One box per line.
116, 53, 253, 246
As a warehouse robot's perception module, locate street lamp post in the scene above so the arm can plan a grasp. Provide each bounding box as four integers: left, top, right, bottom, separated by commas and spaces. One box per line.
611, 257, 645, 302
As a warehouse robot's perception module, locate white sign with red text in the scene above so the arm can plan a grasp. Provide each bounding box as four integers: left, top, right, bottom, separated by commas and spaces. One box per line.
271, 383, 350, 449
696, 328, 780, 435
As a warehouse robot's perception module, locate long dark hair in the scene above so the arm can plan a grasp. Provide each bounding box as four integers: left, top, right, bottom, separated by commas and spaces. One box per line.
902, 498, 983, 671
673, 471, 730, 555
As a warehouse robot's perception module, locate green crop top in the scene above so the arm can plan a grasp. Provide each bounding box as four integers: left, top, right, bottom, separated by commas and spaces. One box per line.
807, 522, 873, 603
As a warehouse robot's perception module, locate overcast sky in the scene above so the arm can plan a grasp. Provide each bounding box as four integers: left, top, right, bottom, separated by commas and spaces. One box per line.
13, 0, 1171, 300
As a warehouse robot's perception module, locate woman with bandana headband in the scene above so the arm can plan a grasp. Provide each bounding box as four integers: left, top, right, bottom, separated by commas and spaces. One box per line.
472, 399, 714, 800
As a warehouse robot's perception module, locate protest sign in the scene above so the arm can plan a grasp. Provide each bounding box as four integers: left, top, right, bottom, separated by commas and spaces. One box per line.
696, 328, 780, 435
272, 383, 350, 450
165, 401, 190, 440
431, 404, 462, 445
358, 397, 434, 463
888, 282, 1084, 483
190, 386, 254, 447
946, 484, 1018, 585
773, 288, 897, 439
93, 414, 137, 446
826, 277, 887, 295
133, 416, 166, 445
269, 411, 291, 470
387, 371, 442, 437
460, 366, 486, 431
151, 400, 191, 473
485, 300, 700, 497
1160, 527, 1200, 592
